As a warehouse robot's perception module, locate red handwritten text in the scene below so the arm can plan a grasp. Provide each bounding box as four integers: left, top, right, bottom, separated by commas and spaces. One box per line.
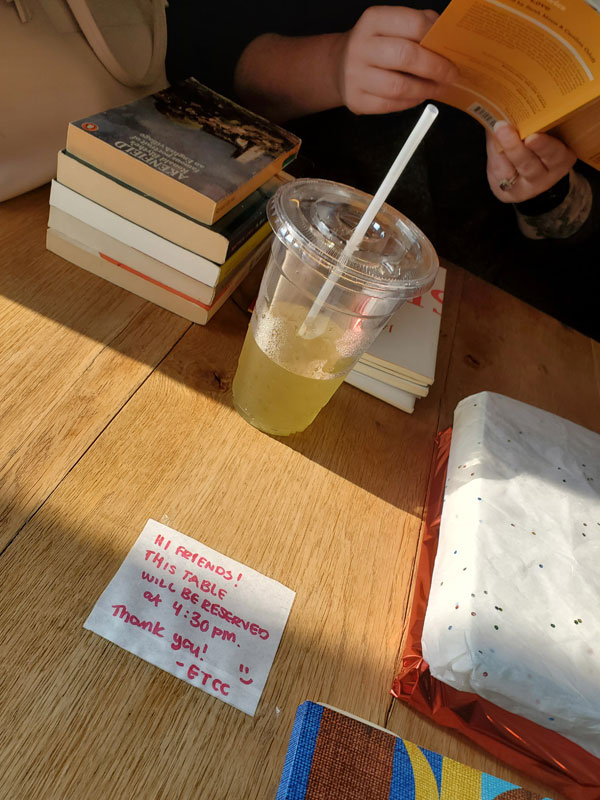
171, 632, 207, 660
186, 665, 230, 696
143, 591, 162, 607
181, 578, 227, 601
174, 546, 236, 581
141, 572, 177, 592
111, 604, 165, 637
144, 550, 176, 574
211, 626, 236, 643
200, 599, 269, 639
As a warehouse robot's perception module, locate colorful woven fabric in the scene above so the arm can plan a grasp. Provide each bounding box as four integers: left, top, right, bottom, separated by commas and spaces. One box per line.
276, 702, 552, 800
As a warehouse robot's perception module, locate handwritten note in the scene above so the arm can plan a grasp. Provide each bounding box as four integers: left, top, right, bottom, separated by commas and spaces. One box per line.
84, 519, 295, 716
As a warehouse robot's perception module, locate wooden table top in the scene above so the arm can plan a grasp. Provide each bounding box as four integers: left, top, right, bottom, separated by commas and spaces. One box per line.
1, 186, 598, 800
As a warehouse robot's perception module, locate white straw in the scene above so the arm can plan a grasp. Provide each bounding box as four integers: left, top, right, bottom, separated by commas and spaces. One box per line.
298, 104, 439, 338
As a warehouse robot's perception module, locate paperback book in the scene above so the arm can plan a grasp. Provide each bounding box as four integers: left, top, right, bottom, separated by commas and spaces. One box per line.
47, 207, 255, 306
422, 0, 600, 168
56, 150, 288, 264
49, 181, 270, 289
66, 78, 301, 224
345, 266, 446, 413
46, 228, 273, 326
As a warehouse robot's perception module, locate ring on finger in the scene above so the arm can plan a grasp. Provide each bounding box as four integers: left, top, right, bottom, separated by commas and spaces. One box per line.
499, 171, 520, 191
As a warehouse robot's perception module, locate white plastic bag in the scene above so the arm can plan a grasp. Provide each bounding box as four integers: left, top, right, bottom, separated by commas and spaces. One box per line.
422, 391, 600, 757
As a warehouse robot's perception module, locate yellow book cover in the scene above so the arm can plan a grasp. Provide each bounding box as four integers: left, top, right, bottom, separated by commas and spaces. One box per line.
421, 0, 600, 168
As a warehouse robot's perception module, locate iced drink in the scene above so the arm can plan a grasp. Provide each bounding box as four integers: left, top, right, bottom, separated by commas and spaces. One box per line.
232, 179, 438, 436
233, 301, 355, 435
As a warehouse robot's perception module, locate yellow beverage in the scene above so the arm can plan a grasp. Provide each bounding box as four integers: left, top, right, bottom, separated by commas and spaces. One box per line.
232, 302, 356, 436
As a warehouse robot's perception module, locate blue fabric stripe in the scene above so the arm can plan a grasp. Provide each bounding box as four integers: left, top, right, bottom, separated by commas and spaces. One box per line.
276, 701, 324, 800
481, 773, 519, 799
418, 746, 443, 796
390, 738, 416, 799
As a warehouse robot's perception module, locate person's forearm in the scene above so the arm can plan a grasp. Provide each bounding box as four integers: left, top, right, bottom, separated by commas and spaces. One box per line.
233, 32, 346, 122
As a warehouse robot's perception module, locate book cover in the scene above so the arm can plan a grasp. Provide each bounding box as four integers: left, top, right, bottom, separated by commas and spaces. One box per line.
66, 78, 301, 224
358, 267, 446, 387
49, 181, 270, 288
277, 701, 551, 799
46, 228, 272, 326
421, 0, 600, 168
56, 150, 288, 264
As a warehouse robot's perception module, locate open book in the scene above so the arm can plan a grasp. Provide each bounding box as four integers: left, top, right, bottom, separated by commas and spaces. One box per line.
422, 0, 600, 168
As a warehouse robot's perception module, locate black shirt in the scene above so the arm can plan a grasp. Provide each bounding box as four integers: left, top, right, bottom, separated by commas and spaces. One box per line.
166, 1, 599, 339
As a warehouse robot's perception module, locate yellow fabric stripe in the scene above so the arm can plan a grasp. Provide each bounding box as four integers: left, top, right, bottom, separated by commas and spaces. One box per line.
403, 740, 441, 799
440, 756, 481, 800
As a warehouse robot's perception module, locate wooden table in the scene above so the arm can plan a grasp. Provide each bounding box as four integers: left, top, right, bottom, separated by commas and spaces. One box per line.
1, 186, 598, 800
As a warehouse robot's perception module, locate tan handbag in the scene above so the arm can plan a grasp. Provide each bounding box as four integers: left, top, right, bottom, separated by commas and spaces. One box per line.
1, 0, 168, 202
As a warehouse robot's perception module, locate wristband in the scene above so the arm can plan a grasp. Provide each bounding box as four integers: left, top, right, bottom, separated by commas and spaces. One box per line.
513, 173, 570, 216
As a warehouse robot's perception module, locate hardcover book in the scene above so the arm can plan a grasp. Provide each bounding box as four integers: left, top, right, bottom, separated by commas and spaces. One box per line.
66, 78, 301, 224
56, 150, 288, 264
277, 701, 551, 799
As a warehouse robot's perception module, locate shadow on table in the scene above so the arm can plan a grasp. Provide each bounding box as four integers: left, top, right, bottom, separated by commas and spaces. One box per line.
1, 186, 444, 514
0, 499, 407, 800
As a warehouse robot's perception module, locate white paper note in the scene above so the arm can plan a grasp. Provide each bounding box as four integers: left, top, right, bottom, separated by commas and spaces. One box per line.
84, 519, 295, 716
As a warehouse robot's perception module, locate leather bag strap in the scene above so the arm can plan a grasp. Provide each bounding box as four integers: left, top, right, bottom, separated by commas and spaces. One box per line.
65, 0, 167, 88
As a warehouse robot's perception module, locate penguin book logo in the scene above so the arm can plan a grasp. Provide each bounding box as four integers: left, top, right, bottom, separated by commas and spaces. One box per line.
81, 122, 98, 132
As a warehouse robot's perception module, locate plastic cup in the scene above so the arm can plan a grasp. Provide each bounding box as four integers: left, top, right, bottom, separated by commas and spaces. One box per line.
232, 178, 439, 436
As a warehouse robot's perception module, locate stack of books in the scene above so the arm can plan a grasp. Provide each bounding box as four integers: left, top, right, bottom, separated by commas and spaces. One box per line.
346, 267, 446, 414
46, 78, 301, 325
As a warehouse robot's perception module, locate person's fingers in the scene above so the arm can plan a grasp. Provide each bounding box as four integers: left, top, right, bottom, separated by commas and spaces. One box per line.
367, 36, 458, 83
487, 149, 518, 182
358, 65, 444, 102
492, 121, 546, 180
422, 8, 440, 24
486, 127, 573, 202
350, 87, 436, 114
524, 132, 577, 172
358, 5, 438, 40
486, 128, 517, 172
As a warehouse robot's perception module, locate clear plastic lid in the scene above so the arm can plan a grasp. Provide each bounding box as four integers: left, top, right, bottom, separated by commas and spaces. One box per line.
268, 178, 439, 298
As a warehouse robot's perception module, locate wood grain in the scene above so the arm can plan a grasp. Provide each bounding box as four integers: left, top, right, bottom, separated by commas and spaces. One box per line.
386, 268, 599, 800
0, 300, 446, 800
1, 189, 597, 800
438, 270, 600, 433
0, 187, 190, 549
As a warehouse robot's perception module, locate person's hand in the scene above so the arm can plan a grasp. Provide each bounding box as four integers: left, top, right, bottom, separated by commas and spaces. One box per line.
486, 122, 576, 203
336, 6, 459, 115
